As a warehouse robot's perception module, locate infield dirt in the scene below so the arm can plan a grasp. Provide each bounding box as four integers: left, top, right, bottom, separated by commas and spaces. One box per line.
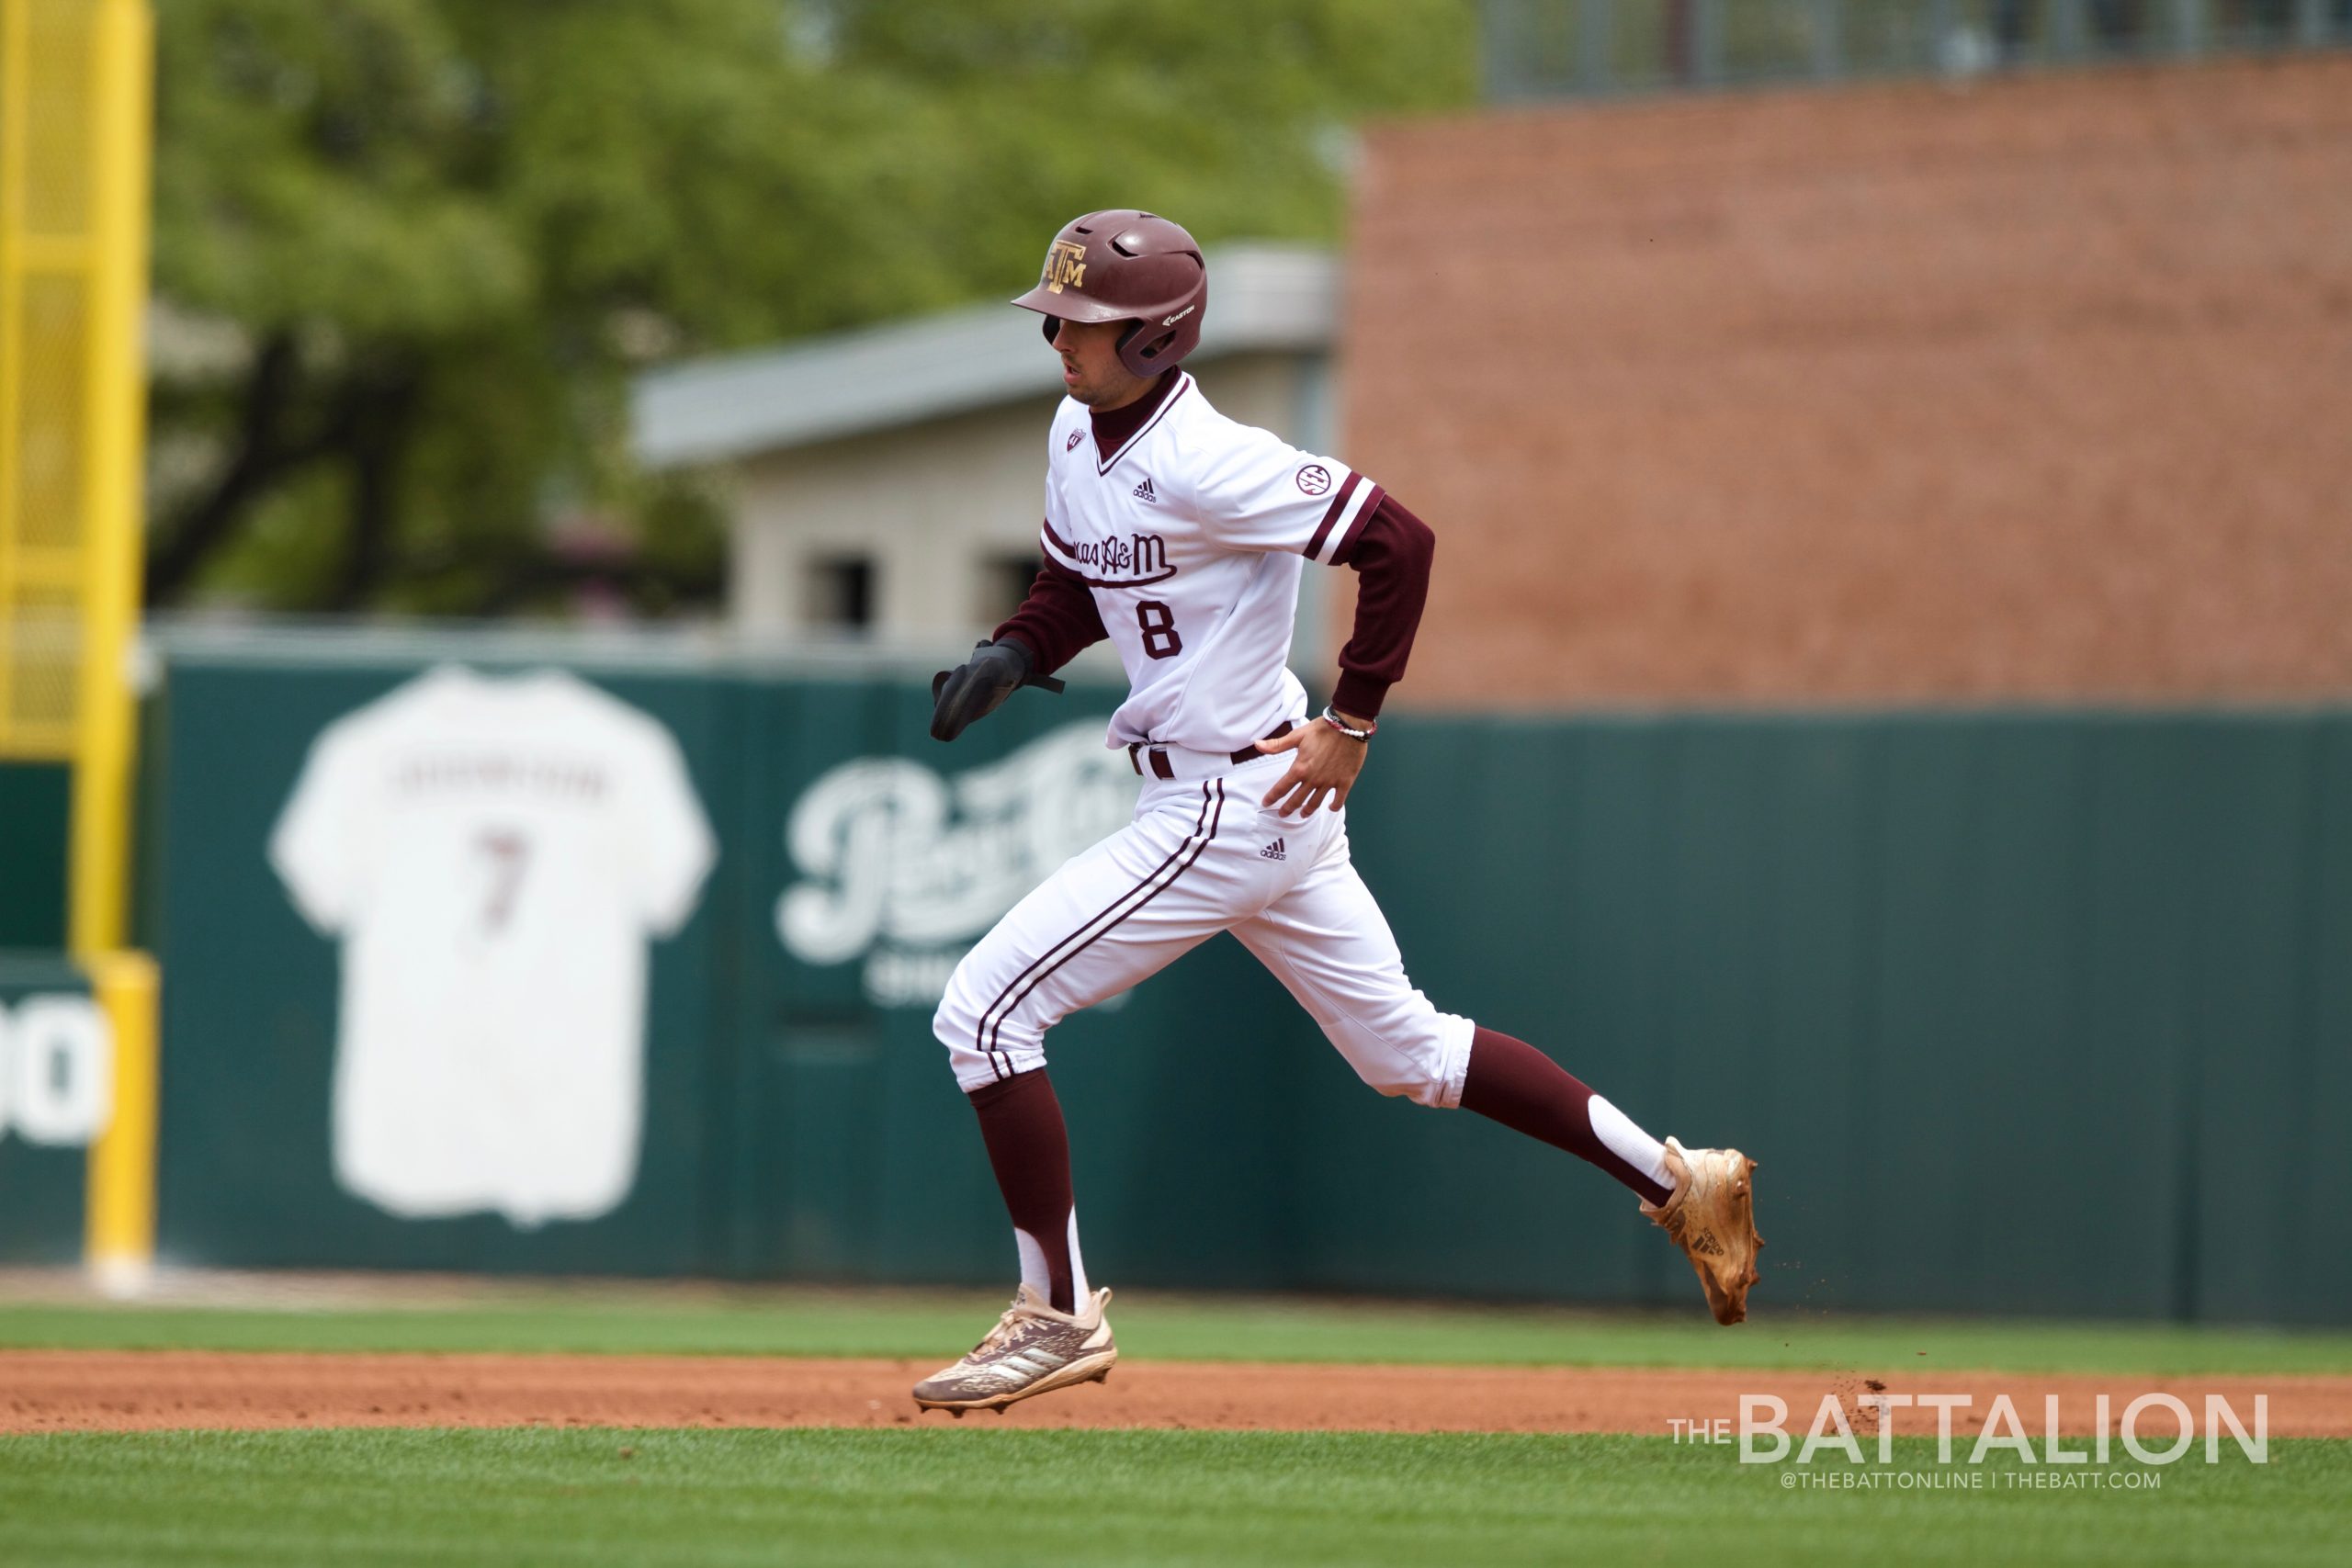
5, 1351, 2348, 1437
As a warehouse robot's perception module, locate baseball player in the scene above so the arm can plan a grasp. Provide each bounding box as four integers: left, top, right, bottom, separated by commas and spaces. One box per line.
912, 211, 1760, 1416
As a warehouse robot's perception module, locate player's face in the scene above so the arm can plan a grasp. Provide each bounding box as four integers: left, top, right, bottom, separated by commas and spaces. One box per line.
1049, 316, 1153, 411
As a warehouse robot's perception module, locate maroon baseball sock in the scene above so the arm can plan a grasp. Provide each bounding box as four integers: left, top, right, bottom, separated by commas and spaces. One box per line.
1459, 1027, 1675, 1207
967, 1068, 1085, 1314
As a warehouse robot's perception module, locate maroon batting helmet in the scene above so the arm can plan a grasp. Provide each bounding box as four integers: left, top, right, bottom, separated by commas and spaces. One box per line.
1012, 210, 1207, 379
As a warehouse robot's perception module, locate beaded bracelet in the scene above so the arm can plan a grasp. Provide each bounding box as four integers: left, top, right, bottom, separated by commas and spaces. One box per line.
1319, 705, 1376, 741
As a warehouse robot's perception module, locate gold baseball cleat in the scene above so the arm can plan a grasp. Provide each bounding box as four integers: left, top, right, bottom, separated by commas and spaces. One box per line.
913, 1284, 1118, 1415
1642, 1137, 1763, 1325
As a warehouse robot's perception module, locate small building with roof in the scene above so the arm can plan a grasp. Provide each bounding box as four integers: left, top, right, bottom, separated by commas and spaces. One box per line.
630, 245, 1340, 652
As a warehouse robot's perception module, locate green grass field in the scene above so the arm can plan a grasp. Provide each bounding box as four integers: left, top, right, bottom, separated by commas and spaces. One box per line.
4, 1288, 2346, 1566
0, 1428, 2341, 1568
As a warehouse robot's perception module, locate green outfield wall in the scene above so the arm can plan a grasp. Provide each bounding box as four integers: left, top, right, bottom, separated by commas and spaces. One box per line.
138, 641, 2352, 1323
0, 764, 69, 948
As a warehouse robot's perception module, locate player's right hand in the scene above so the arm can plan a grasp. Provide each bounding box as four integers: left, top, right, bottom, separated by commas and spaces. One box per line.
930, 638, 1060, 742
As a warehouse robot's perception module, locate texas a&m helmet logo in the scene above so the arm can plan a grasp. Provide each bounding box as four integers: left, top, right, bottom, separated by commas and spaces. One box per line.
1295, 464, 1333, 496
1043, 241, 1088, 295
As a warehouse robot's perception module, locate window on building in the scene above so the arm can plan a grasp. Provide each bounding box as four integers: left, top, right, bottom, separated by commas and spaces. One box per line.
978, 549, 1042, 628
807, 555, 876, 630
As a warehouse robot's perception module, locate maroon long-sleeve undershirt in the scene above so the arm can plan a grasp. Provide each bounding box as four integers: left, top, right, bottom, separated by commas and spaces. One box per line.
991, 490, 1435, 720
994, 553, 1109, 675
1327, 491, 1434, 719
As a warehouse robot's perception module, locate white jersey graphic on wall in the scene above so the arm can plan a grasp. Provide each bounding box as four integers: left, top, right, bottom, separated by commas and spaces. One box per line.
270, 666, 716, 1227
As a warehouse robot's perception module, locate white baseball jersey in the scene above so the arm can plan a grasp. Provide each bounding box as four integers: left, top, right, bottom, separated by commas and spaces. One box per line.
1041, 369, 1384, 753
935, 371, 1472, 1118
271, 666, 715, 1228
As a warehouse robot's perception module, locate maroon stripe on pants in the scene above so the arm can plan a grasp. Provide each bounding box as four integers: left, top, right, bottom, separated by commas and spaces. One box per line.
985, 780, 1227, 1067
975, 782, 1216, 1077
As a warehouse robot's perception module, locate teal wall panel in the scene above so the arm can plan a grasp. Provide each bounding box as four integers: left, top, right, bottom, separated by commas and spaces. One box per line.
0, 953, 95, 1263
1329, 713, 2352, 1323
2303, 725, 2352, 1316
2074, 721, 2206, 1316
2184, 718, 2319, 1324
0, 763, 69, 947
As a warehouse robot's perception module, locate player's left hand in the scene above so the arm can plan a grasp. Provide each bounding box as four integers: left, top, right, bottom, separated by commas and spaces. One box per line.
1256, 715, 1371, 817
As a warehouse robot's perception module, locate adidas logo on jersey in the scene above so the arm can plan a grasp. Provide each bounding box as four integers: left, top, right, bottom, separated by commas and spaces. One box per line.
1132, 476, 1158, 502
1258, 838, 1286, 861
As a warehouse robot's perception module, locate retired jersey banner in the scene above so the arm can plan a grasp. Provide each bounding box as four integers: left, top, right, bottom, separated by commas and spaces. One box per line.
269, 668, 716, 1229
151, 653, 740, 1276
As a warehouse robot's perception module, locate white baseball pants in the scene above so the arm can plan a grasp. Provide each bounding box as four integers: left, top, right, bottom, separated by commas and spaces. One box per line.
934, 750, 1476, 1105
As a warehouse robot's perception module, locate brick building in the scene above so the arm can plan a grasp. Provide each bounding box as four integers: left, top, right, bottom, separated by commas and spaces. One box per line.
1340, 56, 2352, 706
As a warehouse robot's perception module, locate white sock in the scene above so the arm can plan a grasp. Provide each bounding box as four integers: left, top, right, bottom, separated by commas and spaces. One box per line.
1589, 1094, 1674, 1192
1011, 1210, 1091, 1313
1013, 1226, 1050, 1299
1065, 1207, 1091, 1303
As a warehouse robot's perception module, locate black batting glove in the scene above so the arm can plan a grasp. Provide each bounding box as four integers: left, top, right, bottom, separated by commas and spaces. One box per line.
930, 637, 1063, 742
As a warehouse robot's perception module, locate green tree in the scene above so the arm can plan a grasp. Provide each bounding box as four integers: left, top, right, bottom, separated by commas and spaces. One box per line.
147, 0, 1476, 615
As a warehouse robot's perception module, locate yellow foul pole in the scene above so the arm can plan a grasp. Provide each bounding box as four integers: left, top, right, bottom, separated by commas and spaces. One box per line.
54, 0, 156, 1287
67, 0, 151, 958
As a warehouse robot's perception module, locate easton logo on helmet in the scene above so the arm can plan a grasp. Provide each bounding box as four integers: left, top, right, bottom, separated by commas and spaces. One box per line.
1162, 305, 1196, 327
1044, 241, 1088, 294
